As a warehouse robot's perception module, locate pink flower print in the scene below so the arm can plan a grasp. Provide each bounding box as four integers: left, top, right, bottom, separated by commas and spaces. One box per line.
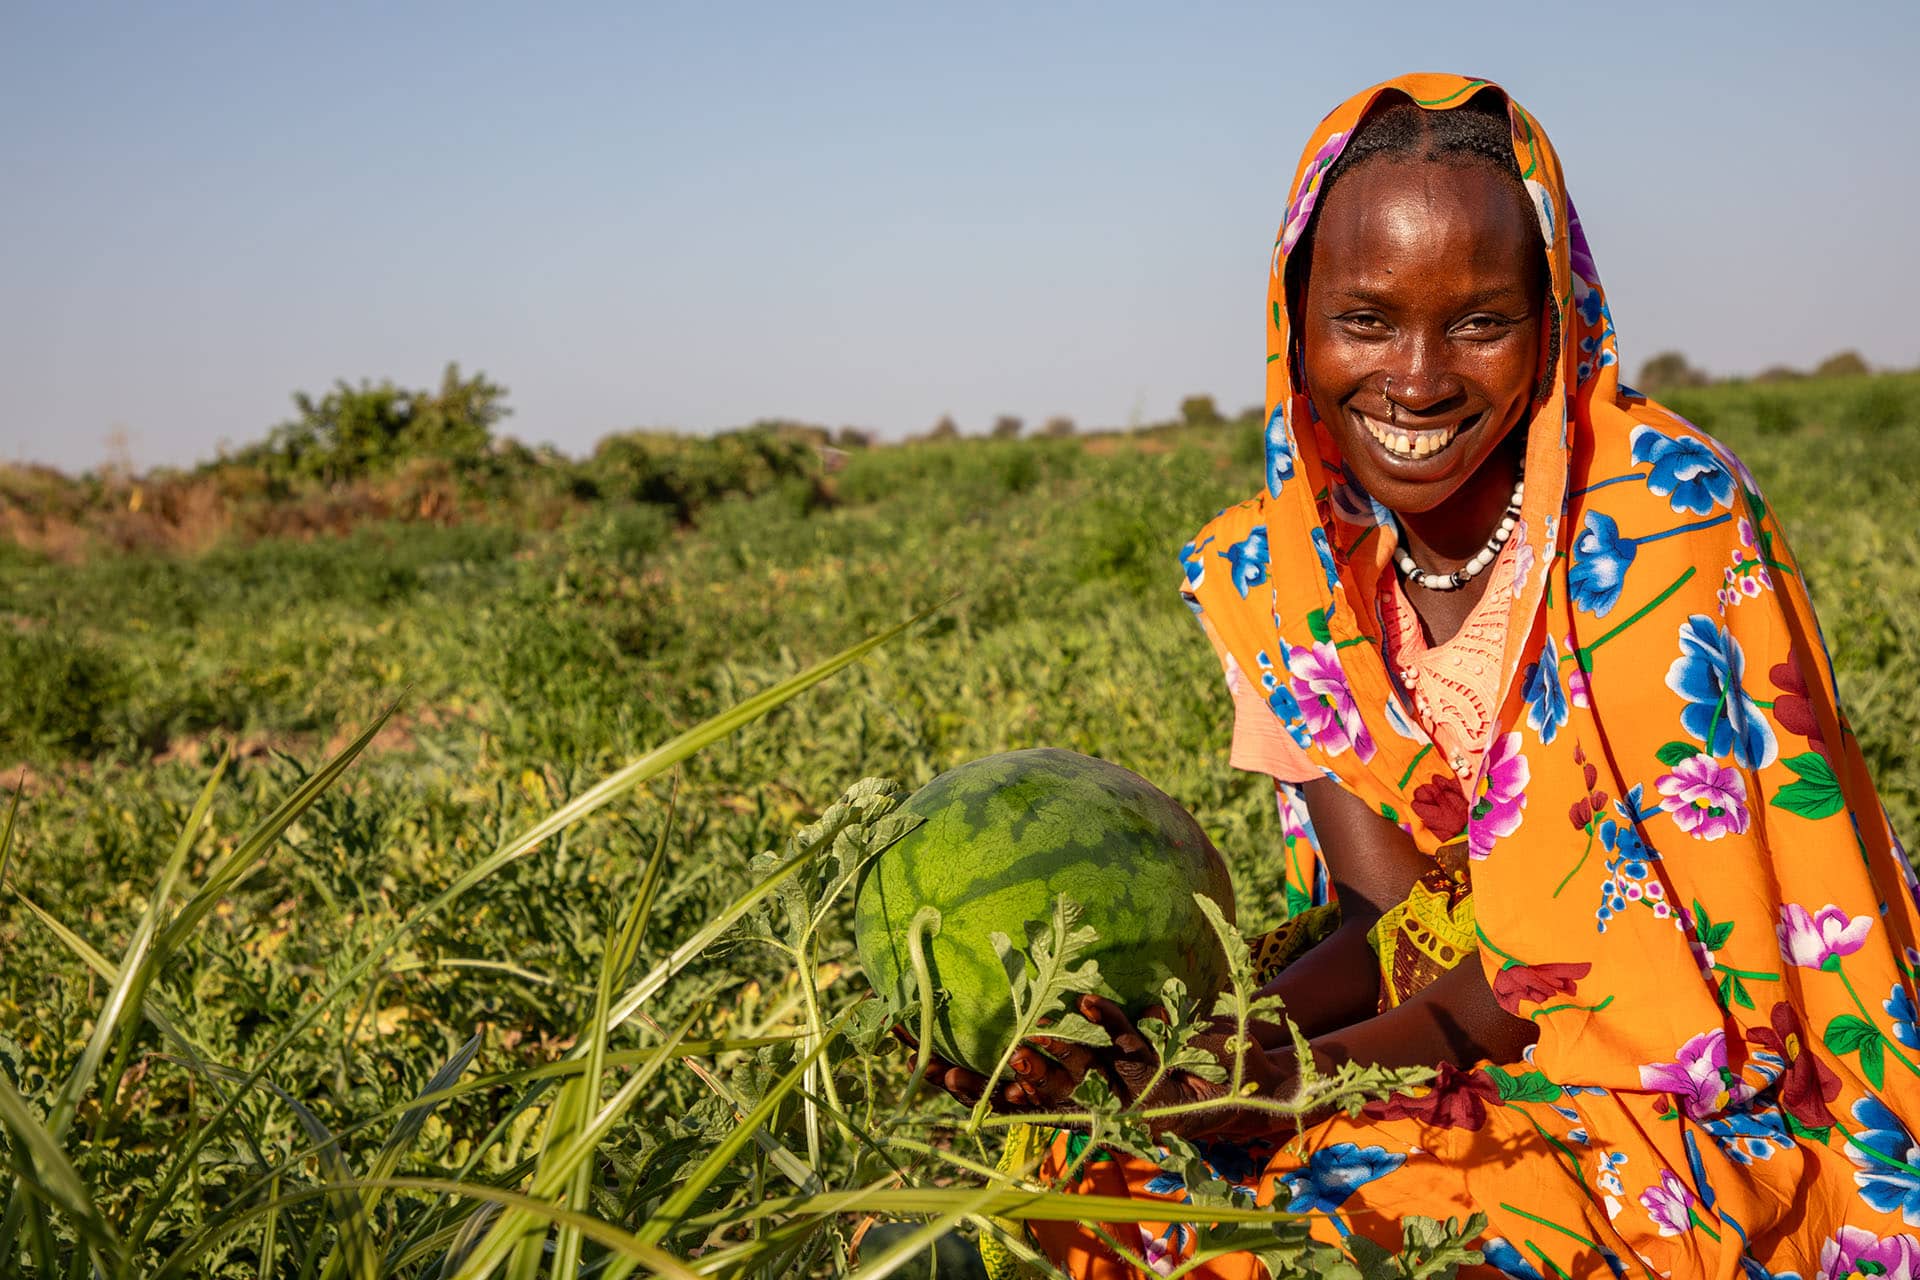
1286, 642, 1377, 763
1656, 754, 1750, 840
1138, 1225, 1181, 1276
1638, 1169, 1696, 1236
1639, 1030, 1733, 1119
1778, 903, 1874, 971
1467, 731, 1530, 860
1278, 130, 1348, 254
1819, 1226, 1920, 1280
1567, 670, 1592, 709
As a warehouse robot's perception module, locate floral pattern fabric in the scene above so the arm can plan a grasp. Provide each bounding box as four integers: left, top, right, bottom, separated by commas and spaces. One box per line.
1025, 73, 1920, 1279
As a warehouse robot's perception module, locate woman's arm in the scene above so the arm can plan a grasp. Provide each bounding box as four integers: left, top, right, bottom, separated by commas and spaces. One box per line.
1249, 777, 1432, 1043
1304, 952, 1536, 1072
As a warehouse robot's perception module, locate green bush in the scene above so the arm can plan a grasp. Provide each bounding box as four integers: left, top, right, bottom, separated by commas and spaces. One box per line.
227, 363, 509, 488
0, 625, 127, 756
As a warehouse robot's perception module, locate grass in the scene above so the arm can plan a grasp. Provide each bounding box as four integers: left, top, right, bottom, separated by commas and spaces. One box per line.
0, 371, 1915, 1276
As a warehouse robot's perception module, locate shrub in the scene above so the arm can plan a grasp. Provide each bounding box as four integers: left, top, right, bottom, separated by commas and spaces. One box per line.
229, 363, 509, 489
1636, 351, 1711, 394
990, 415, 1024, 439
1180, 394, 1222, 427
0, 624, 127, 756
1815, 350, 1872, 379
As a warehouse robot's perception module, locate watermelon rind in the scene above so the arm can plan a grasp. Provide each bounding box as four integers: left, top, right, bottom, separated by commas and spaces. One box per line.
852, 748, 1237, 1074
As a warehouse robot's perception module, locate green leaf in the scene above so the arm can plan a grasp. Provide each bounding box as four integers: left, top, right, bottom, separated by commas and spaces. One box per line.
1785, 1113, 1832, 1144
1726, 973, 1755, 1010
1824, 1014, 1882, 1056
1772, 751, 1844, 821
1861, 1035, 1888, 1090
1657, 741, 1700, 767
971, 897, 1110, 1127
1380, 804, 1399, 823
1284, 883, 1312, 917
1483, 1066, 1560, 1103
1308, 608, 1332, 643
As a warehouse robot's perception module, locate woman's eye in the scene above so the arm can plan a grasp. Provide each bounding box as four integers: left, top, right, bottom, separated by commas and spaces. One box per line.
1340, 314, 1387, 333
1458, 314, 1514, 334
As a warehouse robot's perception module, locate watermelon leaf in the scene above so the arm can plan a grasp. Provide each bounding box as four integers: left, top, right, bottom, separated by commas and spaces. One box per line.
970, 896, 1110, 1131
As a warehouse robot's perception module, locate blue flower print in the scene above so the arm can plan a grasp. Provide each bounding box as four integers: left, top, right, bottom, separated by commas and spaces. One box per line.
1576, 279, 1605, 327
1266, 685, 1315, 750
1481, 1238, 1545, 1279
1523, 635, 1570, 744
1266, 403, 1295, 497
1279, 1142, 1405, 1214
1887, 983, 1920, 1051
1143, 1170, 1187, 1197
1846, 1096, 1920, 1223
1331, 478, 1391, 528
1630, 425, 1736, 515
1310, 526, 1339, 592
1571, 511, 1637, 618
1703, 1108, 1792, 1166
1665, 615, 1778, 769
1218, 526, 1269, 599
1179, 535, 1213, 589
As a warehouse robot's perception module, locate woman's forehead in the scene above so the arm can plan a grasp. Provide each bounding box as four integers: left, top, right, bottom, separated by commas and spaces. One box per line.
1310, 161, 1542, 282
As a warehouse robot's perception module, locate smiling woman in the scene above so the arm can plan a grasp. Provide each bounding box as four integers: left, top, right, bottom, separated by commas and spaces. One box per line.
953, 73, 1920, 1280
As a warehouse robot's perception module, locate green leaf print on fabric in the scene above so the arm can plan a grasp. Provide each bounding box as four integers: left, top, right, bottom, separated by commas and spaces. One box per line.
1483, 1066, 1561, 1104
1825, 1014, 1888, 1089
1772, 752, 1845, 820
1655, 741, 1698, 767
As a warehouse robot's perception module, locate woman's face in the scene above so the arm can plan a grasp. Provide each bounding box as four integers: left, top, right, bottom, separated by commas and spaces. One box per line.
1298, 158, 1546, 516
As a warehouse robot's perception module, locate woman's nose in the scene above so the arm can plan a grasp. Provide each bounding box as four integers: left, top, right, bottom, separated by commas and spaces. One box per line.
1383, 340, 1459, 412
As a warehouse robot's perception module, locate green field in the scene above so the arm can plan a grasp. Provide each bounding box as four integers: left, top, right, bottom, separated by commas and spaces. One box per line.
2, 372, 1916, 1276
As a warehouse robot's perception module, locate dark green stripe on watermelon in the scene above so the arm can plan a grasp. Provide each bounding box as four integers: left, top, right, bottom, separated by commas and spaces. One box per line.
853, 748, 1236, 1074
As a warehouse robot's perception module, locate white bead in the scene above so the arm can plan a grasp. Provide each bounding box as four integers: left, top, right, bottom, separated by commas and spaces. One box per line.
1500, 516, 1515, 531
1493, 526, 1511, 543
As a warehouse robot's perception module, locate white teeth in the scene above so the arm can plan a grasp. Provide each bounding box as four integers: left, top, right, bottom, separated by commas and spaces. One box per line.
1358, 411, 1460, 460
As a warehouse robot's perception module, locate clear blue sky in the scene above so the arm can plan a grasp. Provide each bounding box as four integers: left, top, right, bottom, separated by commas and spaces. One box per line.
4, 1, 1916, 472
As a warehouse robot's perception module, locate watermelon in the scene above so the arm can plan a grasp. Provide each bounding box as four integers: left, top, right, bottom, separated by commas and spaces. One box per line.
852, 748, 1236, 1074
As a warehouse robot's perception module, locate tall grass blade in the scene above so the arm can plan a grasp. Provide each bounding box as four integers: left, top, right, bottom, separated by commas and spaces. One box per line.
444, 1017, 693, 1280
156, 1178, 704, 1280
47, 748, 228, 1144
544, 779, 679, 1280
636, 1005, 854, 1248
362, 1032, 484, 1213
0, 1071, 120, 1261
134, 607, 933, 1250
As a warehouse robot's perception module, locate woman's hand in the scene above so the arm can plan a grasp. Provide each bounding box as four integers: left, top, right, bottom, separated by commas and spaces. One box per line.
899, 996, 1290, 1137
890, 1025, 1080, 1113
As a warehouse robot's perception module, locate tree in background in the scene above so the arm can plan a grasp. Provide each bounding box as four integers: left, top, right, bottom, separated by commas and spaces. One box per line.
1634, 351, 1711, 394
928, 415, 961, 440
232, 363, 508, 487
990, 415, 1024, 440
1179, 394, 1221, 427
1040, 416, 1076, 437
1814, 350, 1871, 379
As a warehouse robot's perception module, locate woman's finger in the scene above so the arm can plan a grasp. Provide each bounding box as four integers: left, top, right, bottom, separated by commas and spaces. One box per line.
1011, 1043, 1085, 1106
940, 1063, 987, 1106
